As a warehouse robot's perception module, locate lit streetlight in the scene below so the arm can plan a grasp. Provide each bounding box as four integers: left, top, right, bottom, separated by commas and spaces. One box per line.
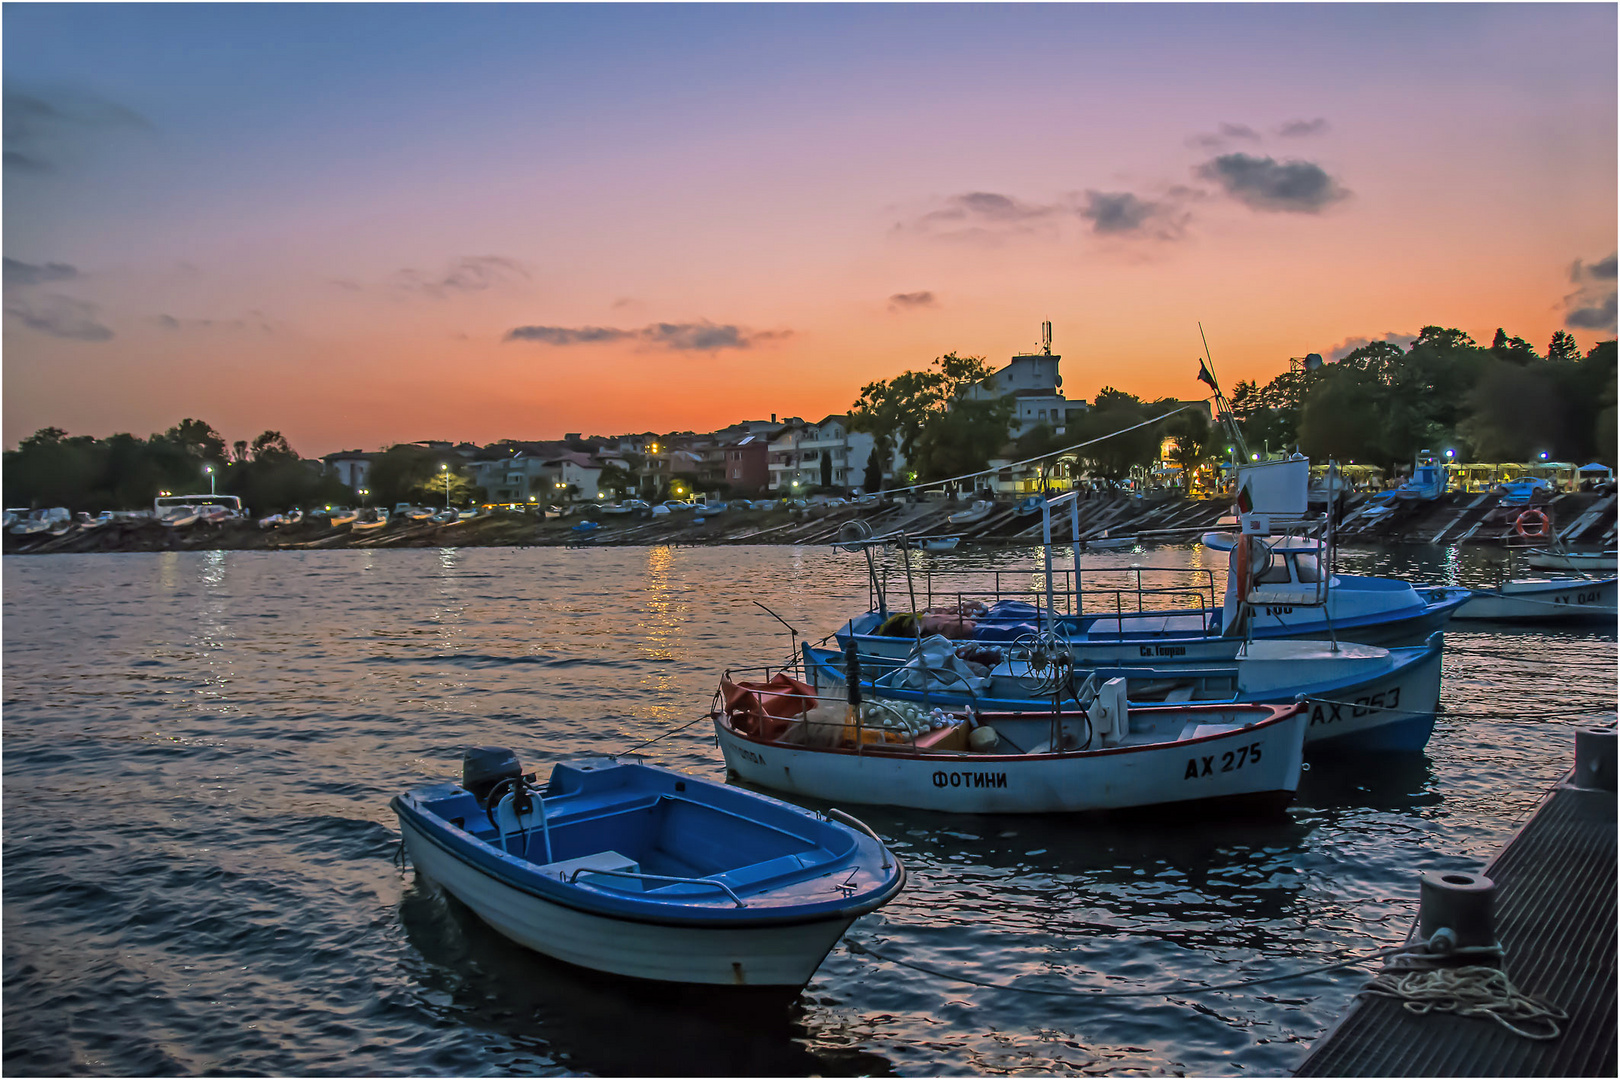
204, 465, 215, 495
358, 488, 370, 507
440, 463, 450, 510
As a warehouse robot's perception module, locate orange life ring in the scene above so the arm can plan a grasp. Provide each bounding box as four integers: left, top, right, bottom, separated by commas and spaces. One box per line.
1514, 508, 1551, 538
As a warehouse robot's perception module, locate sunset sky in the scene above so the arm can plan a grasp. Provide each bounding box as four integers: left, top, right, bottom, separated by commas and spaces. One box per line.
5, 3, 1616, 456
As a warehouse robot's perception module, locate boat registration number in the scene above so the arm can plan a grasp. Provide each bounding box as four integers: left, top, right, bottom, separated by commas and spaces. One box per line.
1184, 742, 1263, 779
1557, 591, 1603, 605
1309, 687, 1400, 726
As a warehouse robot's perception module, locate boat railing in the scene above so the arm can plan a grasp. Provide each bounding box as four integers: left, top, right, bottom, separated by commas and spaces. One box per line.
911, 567, 1221, 617
567, 866, 747, 907
826, 808, 893, 869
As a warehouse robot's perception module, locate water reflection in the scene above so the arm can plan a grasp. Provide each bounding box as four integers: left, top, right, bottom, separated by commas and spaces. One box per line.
398, 879, 897, 1077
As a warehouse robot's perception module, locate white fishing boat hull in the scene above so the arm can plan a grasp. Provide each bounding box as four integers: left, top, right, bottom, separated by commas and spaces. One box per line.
918, 537, 959, 551
398, 815, 856, 987
1525, 551, 1617, 572
715, 709, 1305, 815
1453, 577, 1619, 621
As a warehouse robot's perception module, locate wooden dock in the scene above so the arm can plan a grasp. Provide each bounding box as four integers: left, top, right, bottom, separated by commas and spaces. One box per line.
1295, 730, 1617, 1077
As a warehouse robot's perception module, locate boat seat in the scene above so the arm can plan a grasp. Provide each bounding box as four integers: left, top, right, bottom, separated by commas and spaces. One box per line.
536, 850, 644, 891
710, 853, 817, 891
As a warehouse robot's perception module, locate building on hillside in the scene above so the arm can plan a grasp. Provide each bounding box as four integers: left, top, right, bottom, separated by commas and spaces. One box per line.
720, 434, 770, 493
766, 415, 904, 492
323, 450, 375, 493
962, 322, 1087, 438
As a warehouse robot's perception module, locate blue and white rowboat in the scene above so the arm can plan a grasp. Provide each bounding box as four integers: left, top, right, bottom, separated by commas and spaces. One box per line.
394, 754, 906, 988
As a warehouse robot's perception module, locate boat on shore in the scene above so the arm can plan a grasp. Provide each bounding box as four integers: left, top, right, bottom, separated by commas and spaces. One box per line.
393, 752, 905, 988
715, 673, 1307, 816
1453, 576, 1618, 622
947, 500, 994, 525
916, 536, 959, 552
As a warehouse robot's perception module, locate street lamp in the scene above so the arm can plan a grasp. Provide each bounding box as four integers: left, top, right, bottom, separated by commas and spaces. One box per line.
440, 463, 450, 510
204, 465, 215, 495
358, 488, 370, 507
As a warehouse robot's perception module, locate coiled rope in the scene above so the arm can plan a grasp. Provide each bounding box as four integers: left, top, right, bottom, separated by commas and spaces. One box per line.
1361, 965, 1568, 1040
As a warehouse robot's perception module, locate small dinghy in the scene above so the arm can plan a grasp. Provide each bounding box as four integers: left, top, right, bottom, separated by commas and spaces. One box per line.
1525, 549, 1617, 573
1453, 576, 1618, 622
947, 500, 995, 525
916, 536, 959, 551
393, 751, 905, 988
715, 674, 1306, 816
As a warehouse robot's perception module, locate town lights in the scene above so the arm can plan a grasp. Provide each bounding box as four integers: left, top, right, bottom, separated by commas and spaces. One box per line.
1445, 449, 1455, 459
1539, 452, 1549, 461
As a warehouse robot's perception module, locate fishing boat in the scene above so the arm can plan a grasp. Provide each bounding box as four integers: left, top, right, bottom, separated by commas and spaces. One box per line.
916, 536, 959, 552
350, 509, 388, 532
803, 629, 1444, 752
1453, 576, 1619, 622
328, 507, 359, 526
9, 508, 68, 536
1086, 531, 1136, 550
715, 673, 1306, 815
393, 752, 905, 988
1525, 549, 1617, 573
947, 500, 995, 525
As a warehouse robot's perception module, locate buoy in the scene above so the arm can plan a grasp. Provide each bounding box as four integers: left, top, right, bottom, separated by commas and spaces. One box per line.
1418, 870, 1496, 952
968, 725, 999, 752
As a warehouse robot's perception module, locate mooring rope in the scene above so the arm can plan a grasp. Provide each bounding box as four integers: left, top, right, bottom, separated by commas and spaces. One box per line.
619, 713, 715, 755
1360, 965, 1568, 1040
845, 937, 1428, 999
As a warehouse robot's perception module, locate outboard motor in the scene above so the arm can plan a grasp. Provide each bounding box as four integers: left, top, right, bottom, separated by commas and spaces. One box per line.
462, 746, 522, 808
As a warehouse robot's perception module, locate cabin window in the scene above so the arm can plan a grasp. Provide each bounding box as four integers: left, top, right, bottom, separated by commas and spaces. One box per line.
1293, 553, 1323, 583
1254, 552, 1292, 584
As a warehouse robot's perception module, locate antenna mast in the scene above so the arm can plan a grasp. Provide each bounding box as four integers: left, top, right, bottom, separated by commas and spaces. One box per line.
1041, 321, 1053, 355
1197, 323, 1249, 461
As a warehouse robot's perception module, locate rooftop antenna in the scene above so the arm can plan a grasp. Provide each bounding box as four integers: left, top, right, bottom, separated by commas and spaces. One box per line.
1196, 323, 1249, 461
1041, 321, 1053, 355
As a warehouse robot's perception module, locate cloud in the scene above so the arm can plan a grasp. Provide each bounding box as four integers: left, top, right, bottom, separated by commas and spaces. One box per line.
1187, 122, 1262, 150
1195, 153, 1349, 213
888, 291, 936, 311
5, 294, 113, 341
1324, 331, 1417, 362
506, 325, 633, 345
4, 257, 79, 286
505, 319, 787, 352
1563, 252, 1618, 331
899, 190, 1064, 241
394, 255, 529, 298
3, 87, 149, 174
1278, 118, 1329, 138
153, 311, 275, 335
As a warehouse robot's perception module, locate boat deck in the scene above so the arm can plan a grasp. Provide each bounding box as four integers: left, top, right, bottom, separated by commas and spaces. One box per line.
1295, 762, 1617, 1077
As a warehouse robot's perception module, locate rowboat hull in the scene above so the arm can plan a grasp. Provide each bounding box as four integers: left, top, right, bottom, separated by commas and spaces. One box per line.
399, 814, 857, 987
1525, 551, 1617, 572
715, 707, 1305, 816
1453, 577, 1619, 622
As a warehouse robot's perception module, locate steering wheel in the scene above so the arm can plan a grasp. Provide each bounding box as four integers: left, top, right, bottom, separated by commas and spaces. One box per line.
483, 775, 536, 833
1011, 627, 1074, 694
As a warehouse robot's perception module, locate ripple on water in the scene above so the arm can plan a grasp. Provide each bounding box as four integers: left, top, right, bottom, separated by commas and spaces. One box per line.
3, 544, 1613, 1075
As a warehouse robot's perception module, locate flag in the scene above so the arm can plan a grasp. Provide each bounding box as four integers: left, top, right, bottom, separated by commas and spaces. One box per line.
1196, 362, 1217, 389
1235, 474, 1254, 514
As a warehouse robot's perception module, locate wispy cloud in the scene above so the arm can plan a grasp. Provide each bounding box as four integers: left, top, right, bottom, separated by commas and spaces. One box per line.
3, 256, 79, 286
1195, 153, 1349, 213
505, 319, 788, 352
1075, 190, 1192, 240
888, 291, 936, 311
1564, 253, 1618, 331
897, 191, 1064, 242
1277, 118, 1329, 138
1324, 331, 1416, 362
1187, 122, 1262, 150
5, 294, 113, 341
3, 87, 149, 174
393, 255, 529, 298
154, 311, 275, 335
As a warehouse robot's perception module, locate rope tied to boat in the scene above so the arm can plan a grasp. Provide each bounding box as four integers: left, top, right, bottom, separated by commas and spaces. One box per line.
1359, 965, 1568, 1040
845, 937, 1432, 999
619, 712, 716, 755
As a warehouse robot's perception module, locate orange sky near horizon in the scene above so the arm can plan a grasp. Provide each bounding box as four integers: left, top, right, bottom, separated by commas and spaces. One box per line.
5, 4, 1615, 457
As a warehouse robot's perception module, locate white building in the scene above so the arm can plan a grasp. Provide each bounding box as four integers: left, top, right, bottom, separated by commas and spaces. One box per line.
768, 415, 905, 492
962, 324, 1085, 438
323, 450, 374, 493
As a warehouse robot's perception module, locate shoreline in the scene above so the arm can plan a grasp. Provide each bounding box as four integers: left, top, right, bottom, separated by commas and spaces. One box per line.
5, 491, 1611, 555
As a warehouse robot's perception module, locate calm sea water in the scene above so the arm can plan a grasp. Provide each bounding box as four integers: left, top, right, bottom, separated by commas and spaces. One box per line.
4, 543, 1614, 1076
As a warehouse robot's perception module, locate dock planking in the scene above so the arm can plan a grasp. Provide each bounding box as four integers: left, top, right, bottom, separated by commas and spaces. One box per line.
1296, 746, 1617, 1077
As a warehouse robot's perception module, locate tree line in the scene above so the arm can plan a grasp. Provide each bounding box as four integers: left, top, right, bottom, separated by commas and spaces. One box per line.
1, 422, 481, 514
847, 329, 1616, 492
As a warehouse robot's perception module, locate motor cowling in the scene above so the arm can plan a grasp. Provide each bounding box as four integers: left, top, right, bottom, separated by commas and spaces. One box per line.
462, 746, 522, 807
